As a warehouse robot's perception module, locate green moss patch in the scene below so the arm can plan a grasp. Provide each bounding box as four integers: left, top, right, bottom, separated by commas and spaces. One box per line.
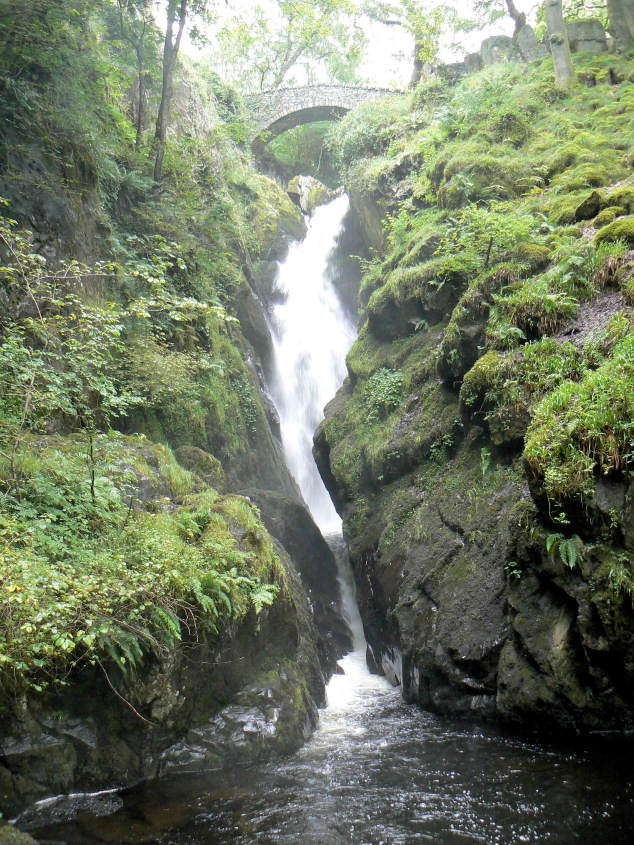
524, 332, 634, 502
594, 215, 634, 246
593, 206, 626, 227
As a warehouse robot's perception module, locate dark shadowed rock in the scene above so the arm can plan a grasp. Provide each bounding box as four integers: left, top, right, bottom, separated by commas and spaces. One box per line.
238, 488, 353, 675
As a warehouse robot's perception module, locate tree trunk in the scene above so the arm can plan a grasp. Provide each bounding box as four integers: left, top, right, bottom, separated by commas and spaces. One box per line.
154, 0, 188, 182
409, 39, 424, 89
607, 0, 634, 51
135, 51, 145, 151
544, 0, 575, 89
506, 0, 526, 36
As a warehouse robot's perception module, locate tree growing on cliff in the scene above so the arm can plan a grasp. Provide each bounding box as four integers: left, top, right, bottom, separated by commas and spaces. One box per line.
154, 0, 212, 180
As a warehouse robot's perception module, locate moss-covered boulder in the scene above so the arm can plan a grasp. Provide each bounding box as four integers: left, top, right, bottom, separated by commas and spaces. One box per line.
574, 189, 604, 221
248, 175, 306, 262
607, 184, 634, 214
174, 445, 226, 491
0, 434, 326, 819
366, 258, 470, 341
593, 206, 626, 227
595, 215, 634, 246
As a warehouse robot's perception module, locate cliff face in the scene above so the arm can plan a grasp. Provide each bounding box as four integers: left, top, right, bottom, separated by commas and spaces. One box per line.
316, 52, 634, 733
0, 18, 349, 819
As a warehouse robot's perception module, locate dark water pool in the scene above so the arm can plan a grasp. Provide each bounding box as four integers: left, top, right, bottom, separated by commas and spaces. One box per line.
29, 649, 634, 844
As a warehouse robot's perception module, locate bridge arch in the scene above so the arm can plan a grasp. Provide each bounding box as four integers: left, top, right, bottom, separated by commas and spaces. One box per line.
245, 85, 398, 147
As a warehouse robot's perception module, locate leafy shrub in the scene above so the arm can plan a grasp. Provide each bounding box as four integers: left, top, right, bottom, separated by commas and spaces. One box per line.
365, 368, 405, 421
327, 95, 409, 171
524, 333, 634, 502
0, 436, 280, 703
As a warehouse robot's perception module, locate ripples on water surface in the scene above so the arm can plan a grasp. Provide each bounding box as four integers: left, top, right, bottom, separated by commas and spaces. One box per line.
33, 652, 634, 844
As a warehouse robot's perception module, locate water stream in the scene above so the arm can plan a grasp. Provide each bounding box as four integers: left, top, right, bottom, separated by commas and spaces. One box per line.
31, 196, 634, 843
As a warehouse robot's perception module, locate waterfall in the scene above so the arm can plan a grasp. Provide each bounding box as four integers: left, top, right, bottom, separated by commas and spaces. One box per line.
268, 193, 369, 657
269, 194, 355, 534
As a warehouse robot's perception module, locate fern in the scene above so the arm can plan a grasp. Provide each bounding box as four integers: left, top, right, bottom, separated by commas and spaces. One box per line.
251, 583, 279, 615
546, 532, 583, 570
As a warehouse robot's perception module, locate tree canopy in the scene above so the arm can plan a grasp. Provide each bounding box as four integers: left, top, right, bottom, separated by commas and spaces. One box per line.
214, 0, 366, 91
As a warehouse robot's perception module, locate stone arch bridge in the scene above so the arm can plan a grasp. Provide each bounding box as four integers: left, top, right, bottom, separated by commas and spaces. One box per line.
244, 85, 399, 146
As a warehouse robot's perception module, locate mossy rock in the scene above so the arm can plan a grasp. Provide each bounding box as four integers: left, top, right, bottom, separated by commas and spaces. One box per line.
607, 185, 634, 214
438, 146, 541, 209
436, 267, 517, 384
366, 254, 474, 341
515, 242, 552, 272
549, 191, 589, 225
305, 183, 335, 216
174, 445, 225, 491
0, 825, 38, 845
593, 206, 626, 227
574, 189, 604, 221
594, 215, 634, 246
249, 175, 307, 260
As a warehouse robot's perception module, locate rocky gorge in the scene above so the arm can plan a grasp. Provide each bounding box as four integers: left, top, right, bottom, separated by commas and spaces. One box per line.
0, 46, 352, 824
1, 2, 634, 841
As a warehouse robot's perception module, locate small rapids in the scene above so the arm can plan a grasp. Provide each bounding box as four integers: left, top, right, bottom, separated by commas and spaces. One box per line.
29, 195, 634, 844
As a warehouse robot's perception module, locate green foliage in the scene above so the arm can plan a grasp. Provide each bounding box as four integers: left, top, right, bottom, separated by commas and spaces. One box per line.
546, 532, 584, 570
0, 213, 140, 500
487, 241, 607, 346
440, 203, 543, 265
268, 123, 339, 186
326, 96, 410, 172
364, 368, 405, 421
0, 434, 280, 703
504, 559, 522, 581
215, 0, 365, 91
607, 558, 634, 605
0, 2, 311, 717
525, 332, 634, 502
324, 48, 634, 581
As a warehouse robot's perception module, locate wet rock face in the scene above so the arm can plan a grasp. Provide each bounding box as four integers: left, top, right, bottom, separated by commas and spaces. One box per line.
314, 273, 634, 733
160, 665, 319, 774
317, 379, 634, 733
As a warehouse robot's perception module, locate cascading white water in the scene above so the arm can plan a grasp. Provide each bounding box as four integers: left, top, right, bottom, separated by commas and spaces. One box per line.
268, 192, 391, 712
269, 194, 356, 534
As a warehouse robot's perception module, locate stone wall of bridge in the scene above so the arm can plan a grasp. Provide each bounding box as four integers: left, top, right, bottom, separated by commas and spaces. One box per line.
245, 85, 398, 141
